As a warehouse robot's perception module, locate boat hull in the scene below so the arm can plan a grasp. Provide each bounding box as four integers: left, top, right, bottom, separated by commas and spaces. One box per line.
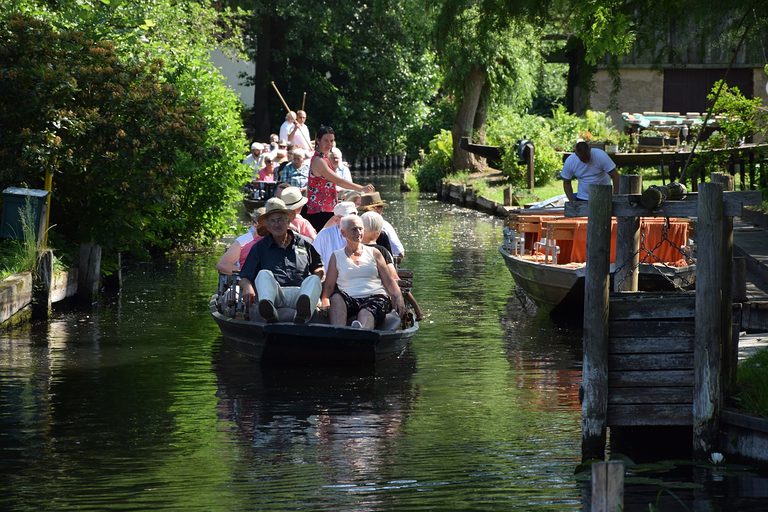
499, 247, 695, 318
210, 297, 418, 364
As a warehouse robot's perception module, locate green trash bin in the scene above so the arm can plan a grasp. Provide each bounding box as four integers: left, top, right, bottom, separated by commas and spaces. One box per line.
1, 187, 49, 241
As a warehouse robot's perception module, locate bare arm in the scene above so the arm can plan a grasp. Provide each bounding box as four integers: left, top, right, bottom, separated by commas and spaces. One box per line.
320, 254, 338, 307
216, 242, 241, 275
374, 250, 405, 317
240, 277, 255, 305
562, 179, 575, 202
609, 168, 620, 193
311, 157, 373, 193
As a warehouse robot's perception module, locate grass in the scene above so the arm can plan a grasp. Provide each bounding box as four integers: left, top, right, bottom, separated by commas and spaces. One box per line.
0, 200, 42, 281
735, 348, 768, 417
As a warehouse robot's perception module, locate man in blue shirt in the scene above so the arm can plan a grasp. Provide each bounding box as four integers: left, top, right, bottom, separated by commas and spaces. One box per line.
560, 140, 619, 201
239, 197, 324, 323
277, 148, 309, 189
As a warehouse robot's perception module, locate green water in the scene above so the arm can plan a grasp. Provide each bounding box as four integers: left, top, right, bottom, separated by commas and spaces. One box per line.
1, 188, 766, 511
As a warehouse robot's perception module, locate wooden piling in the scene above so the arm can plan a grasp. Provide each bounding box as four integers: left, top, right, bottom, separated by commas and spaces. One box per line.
31, 249, 53, 320
711, 172, 736, 396
693, 182, 723, 457
526, 143, 535, 191
614, 175, 642, 292
582, 184, 613, 461
591, 461, 624, 512
77, 242, 102, 304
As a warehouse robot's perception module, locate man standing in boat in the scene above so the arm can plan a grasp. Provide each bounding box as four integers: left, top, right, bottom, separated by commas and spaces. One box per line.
239, 197, 324, 324
560, 140, 619, 201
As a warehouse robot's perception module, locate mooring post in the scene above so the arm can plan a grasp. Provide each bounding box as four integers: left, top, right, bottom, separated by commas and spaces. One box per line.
711, 172, 736, 395
526, 143, 535, 191
614, 175, 642, 292
591, 460, 624, 512
77, 241, 102, 304
693, 182, 724, 457
31, 249, 53, 320
582, 184, 613, 461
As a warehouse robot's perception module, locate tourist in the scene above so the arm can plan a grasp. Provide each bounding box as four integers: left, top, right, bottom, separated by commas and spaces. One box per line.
278, 148, 309, 189
321, 214, 405, 329
239, 198, 324, 324
215, 207, 265, 275
257, 156, 276, 182
242, 142, 266, 177
278, 185, 317, 240
329, 147, 353, 190
288, 110, 312, 152
306, 125, 374, 231
560, 140, 619, 201
279, 111, 296, 143
358, 192, 404, 261
312, 201, 357, 268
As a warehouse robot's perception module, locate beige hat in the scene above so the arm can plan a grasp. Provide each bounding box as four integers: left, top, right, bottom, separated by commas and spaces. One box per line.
249, 206, 266, 220
358, 192, 387, 212
280, 186, 308, 210
258, 198, 295, 221
333, 201, 358, 217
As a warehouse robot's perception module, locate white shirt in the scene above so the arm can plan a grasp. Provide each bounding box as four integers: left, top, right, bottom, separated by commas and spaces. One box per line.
382, 219, 404, 257
333, 245, 387, 298
559, 148, 616, 200
335, 164, 353, 190
289, 123, 312, 151
312, 224, 346, 268
278, 120, 293, 143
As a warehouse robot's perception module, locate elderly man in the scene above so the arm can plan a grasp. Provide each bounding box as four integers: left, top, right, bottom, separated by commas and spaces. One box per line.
242, 142, 267, 177
560, 140, 619, 201
312, 201, 358, 268
279, 111, 296, 143
278, 148, 309, 188
358, 192, 405, 260
329, 146, 353, 190
278, 185, 317, 240
239, 197, 324, 324
288, 110, 312, 151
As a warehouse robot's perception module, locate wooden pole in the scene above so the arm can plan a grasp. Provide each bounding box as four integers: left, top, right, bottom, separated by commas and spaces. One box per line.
301, 91, 306, 111
582, 184, 613, 461
614, 175, 642, 292
77, 241, 102, 304
42, 167, 53, 249
693, 182, 723, 457
526, 143, 535, 191
271, 81, 313, 149
712, 172, 736, 395
591, 461, 624, 512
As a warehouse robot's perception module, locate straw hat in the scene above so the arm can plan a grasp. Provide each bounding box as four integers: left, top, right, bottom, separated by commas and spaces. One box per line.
358, 192, 387, 212
280, 186, 308, 210
258, 198, 295, 221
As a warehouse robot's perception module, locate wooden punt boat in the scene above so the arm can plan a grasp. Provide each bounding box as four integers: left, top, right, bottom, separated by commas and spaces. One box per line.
210, 272, 419, 364
501, 210, 695, 319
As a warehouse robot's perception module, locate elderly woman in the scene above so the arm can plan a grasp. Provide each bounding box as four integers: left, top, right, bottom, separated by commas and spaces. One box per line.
321, 214, 405, 329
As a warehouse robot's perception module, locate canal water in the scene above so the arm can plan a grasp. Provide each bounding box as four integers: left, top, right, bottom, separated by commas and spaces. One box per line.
1, 180, 767, 511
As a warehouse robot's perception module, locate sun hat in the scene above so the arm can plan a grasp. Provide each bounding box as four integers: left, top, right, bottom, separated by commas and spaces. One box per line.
358, 192, 387, 212
280, 186, 308, 210
333, 201, 358, 217
258, 198, 295, 222
251, 142, 263, 151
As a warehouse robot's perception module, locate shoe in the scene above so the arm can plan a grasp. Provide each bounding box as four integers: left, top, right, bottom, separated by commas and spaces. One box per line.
350, 320, 363, 329
258, 299, 278, 323
294, 294, 311, 324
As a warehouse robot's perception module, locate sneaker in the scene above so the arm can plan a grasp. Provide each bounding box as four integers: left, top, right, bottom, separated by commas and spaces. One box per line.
350, 320, 363, 329
258, 299, 278, 323
294, 294, 311, 324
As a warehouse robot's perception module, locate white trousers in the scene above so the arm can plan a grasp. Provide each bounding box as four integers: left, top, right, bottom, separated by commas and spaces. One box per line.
255, 270, 321, 309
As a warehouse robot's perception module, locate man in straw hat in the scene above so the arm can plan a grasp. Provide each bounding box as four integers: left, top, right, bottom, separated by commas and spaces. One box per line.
312, 201, 358, 268
358, 192, 405, 261
239, 197, 324, 323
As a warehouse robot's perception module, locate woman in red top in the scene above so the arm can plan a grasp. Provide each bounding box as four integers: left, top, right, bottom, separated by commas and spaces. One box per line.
306, 125, 374, 231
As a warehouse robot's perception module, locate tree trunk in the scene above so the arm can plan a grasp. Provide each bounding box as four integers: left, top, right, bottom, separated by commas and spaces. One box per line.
452, 65, 487, 172
473, 80, 490, 145
565, 36, 595, 115
251, 15, 273, 140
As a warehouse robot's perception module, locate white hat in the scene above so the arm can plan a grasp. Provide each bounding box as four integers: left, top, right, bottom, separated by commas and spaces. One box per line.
333, 201, 358, 217
251, 142, 263, 150
280, 187, 308, 210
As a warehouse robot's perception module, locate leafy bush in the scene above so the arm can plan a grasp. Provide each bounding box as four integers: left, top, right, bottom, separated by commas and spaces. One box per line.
412, 129, 453, 191
735, 347, 768, 417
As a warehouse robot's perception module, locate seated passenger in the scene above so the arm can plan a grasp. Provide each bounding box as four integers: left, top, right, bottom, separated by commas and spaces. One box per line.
277, 148, 309, 189
257, 156, 276, 182
312, 201, 358, 268
358, 192, 405, 261
361, 211, 423, 321
216, 207, 265, 275
278, 185, 317, 240
321, 214, 405, 329
239, 198, 324, 324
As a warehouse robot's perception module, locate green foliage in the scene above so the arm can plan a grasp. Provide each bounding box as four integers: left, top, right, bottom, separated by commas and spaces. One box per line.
0, 1, 248, 254
0, 198, 40, 280
735, 347, 768, 417
708, 80, 768, 147
411, 129, 453, 191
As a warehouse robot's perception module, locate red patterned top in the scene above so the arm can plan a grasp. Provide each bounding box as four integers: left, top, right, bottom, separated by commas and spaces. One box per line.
307, 150, 337, 215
